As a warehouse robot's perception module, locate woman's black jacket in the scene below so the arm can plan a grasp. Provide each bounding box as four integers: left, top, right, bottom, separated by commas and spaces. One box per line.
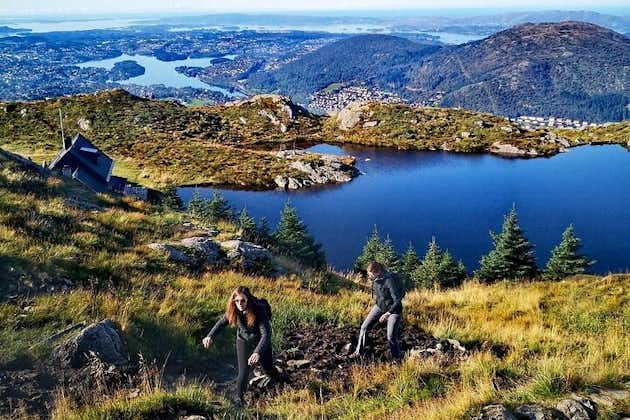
206, 305, 271, 354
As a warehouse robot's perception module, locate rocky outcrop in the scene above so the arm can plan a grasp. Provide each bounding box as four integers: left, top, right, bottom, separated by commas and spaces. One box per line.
54, 319, 125, 368
336, 102, 368, 130
474, 404, 518, 420
274, 150, 359, 190
148, 235, 225, 267
474, 387, 630, 420
490, 142, 540, 157
219, 240, 273, 273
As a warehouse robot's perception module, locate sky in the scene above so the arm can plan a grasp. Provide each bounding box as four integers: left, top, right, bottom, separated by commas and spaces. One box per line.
1, 0, 629, 16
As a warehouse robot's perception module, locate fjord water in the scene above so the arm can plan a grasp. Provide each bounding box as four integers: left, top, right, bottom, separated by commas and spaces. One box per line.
178, 145, 630, 274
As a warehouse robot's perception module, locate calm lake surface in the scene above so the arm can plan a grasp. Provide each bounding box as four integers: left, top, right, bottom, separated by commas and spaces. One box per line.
76, 54, 241, 96
178, 144, 630, 274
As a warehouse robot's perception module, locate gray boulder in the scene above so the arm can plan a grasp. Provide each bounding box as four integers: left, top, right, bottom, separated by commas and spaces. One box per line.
513, 405, 557, 420
147, 243, 196, 265
220, 240, 272, 272
180, 237, 224, 265
55, 319, 125, 368
555, 398, 595, 420
474, 405, 518, 420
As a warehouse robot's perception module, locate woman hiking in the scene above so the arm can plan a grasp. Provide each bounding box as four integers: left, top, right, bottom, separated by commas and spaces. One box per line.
350, 261, 404, 360
202, 286, 281, 407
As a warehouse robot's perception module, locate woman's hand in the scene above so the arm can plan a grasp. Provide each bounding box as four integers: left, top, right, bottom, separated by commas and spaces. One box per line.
202, 337, 213, 349
248, 352, 260, 365
379, 312, 391, 323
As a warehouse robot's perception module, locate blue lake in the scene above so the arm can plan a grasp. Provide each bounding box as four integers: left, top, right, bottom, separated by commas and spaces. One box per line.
76, 54, 242, 96
178, 144, 630, 274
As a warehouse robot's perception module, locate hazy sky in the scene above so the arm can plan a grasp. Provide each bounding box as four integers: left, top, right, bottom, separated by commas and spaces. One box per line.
2, 0, 628, 16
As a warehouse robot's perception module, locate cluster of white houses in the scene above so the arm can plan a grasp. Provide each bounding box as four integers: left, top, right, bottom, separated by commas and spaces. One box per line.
48, 133, 154, 201
512, 115, 600, 130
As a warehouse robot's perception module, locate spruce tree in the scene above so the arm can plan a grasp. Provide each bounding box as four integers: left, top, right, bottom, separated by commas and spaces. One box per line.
187, 189, 205, 218
160, 186, 182, 211
272, 202, 326, 268
475, 207, 538, 283
412, 237, 467, 289
438, 251, 467, 288
354, 227, 402, 274
379, 236, 402, 274
354, 226, 384, 272
401, 243, 420, 289
238, 208, 257, 241
255, 217, 272, 246
412, 237, 443, 289
207, 191, 232, 223
544, 225, 592, 281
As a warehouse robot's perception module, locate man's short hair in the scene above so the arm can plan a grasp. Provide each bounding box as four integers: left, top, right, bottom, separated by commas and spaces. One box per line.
367, 261, 384, 275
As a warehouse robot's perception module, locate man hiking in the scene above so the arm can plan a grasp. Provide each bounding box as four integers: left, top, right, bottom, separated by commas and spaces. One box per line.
203, 286, 281, 407
351, 261, 404, 360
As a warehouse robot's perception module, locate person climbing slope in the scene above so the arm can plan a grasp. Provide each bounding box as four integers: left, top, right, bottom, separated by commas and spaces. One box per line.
203, 286, 280, 407
350, 261, 404, 360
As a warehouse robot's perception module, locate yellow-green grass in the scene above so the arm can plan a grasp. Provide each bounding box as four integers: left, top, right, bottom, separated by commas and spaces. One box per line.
555, 121, 630, 147
52, 385, 234, 420
322, 103, 566, 155
0, 90, 310, 188
263, 276, 629, 419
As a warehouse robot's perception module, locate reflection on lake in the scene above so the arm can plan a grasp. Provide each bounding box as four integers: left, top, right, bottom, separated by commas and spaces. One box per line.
76, 54, 242, 96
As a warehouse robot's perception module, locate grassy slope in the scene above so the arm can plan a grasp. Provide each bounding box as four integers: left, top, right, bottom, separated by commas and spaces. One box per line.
0, 90, 308, 188
1, 149, 628, 419
323, 103, 630, 154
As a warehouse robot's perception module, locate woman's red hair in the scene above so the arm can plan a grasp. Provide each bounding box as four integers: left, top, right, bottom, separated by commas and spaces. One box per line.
226, 286, 256, 328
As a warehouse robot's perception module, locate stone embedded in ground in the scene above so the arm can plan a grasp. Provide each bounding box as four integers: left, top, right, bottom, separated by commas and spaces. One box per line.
286, 359, 311, 369
178, 416, 207, 420
512, 404, 555, 420
586, 386, 630, 408
147, 243, 196, 265
219, 240, 272, 271
179, 237, 224, 265
473, 404, 518, 420
54, 319, 125, 368
555, 398, 596, 420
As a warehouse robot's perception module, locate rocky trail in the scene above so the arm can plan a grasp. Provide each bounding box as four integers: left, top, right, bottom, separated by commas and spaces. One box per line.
245, 323, 471, 401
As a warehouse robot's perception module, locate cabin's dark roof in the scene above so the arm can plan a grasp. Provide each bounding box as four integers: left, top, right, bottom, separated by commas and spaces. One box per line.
72, 167, 110, 193
48, 133, 114, 192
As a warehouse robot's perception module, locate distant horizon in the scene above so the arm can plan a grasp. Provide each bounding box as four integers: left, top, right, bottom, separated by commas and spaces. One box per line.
2, 6, 629, 19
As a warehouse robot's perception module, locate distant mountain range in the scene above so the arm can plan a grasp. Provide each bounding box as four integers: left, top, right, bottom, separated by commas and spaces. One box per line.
248, 35, 439, 105
248, 21, 630, 122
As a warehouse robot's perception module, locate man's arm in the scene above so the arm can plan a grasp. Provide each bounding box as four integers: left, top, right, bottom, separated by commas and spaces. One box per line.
386, 277, 403, 314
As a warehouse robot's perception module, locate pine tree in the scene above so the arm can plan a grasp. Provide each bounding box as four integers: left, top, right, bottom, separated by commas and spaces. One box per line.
438, 251, 467, 288
475, 207, 538, 283
379, 235, 402, 274
412, 237, 467, 289
238, 208, 257, 241
401, 242, 420, 290
207, 191, 232, 223
272, 201, 326, 268
160, 186, 182, 211
544, 225, 592, 281
187, 189, 205, 217
255, 217, 272, 246
354, 226, 384, 272
412, 237, 443, 289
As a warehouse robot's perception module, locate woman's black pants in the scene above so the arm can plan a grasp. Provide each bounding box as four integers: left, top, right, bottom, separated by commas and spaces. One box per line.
235, 338, 278, 401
